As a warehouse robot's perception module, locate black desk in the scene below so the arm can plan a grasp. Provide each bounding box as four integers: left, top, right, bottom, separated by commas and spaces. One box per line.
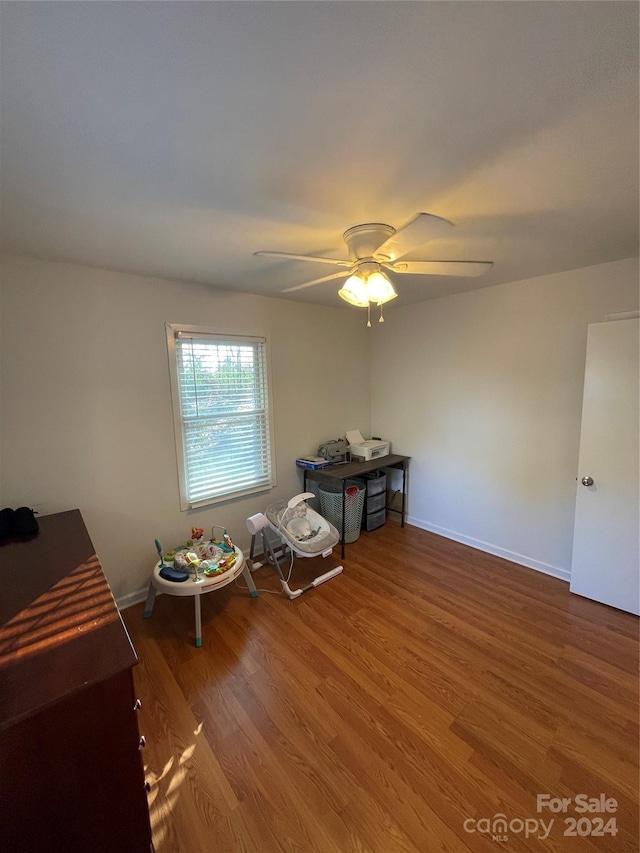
302, 454, 410, 558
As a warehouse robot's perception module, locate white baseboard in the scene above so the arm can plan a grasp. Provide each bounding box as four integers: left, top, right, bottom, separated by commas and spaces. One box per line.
116, 586, 149, 611
407, 515, 571, 583
115, 522, 570, 609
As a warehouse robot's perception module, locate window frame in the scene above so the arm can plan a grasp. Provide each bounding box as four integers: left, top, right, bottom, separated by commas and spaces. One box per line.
166, 323, 277, 511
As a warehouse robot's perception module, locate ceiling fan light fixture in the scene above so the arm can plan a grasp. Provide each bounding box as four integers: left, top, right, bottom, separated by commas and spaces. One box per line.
338, 273, 369, 307
260, 212, 493, 310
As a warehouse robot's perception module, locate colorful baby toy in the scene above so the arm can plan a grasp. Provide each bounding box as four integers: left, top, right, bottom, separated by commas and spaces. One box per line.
153, 525, 238, 582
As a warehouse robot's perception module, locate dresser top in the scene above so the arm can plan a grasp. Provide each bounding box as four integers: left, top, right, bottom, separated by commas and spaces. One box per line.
0, 510, 137, 730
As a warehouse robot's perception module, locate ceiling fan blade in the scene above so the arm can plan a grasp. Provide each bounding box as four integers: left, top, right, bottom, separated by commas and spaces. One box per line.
373, 213, 455, 262
282, 269, 351, 293
255, 251, 351, 267
386, 260, 493, 278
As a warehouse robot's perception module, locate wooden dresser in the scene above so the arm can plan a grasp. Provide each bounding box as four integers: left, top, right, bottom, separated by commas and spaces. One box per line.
0, 510, 153, 853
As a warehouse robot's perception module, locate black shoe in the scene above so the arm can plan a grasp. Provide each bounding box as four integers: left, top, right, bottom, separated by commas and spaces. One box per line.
0, 508, 15, 540
13, 507, 38, 536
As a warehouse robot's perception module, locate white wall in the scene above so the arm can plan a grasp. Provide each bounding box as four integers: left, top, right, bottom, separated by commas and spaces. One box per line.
0, 255, 370, 602
370, 258, 639, 580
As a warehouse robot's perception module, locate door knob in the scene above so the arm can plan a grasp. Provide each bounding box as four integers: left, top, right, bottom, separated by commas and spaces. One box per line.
581, 476, 594, 487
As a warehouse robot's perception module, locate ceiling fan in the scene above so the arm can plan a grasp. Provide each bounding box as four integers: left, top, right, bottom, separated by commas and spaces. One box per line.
255, 212, 493, 325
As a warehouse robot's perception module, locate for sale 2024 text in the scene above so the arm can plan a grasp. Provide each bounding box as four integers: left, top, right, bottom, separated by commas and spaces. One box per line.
537, 793, 618, 839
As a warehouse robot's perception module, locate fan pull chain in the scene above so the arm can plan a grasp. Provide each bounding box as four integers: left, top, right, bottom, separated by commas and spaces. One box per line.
367, 303, 371, 327
379, 304, 385, 323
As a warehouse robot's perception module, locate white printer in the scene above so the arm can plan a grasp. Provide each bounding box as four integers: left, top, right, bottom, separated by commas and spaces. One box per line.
346, 430, 391, 462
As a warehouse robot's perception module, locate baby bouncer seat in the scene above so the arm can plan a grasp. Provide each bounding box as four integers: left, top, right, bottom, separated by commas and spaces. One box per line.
246, 493, 343, 598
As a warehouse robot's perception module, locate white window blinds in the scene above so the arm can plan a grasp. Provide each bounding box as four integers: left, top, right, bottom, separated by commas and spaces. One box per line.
168, 328, 275, 509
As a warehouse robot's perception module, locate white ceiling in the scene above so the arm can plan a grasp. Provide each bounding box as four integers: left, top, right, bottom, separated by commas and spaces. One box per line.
1, 1, 638, 308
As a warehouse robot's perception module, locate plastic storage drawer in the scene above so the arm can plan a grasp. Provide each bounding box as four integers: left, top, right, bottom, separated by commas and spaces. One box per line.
365, 492, 386, 514
362, 471, 386, 496
362, 508, 386, 531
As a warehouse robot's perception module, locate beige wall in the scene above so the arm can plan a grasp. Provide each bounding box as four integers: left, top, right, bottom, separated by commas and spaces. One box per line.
369, 258, 639, 579
2, 254, 638, 600
0, 255, 371, 602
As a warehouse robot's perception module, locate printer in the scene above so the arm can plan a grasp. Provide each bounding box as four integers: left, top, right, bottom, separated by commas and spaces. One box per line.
346, 430, 390, 462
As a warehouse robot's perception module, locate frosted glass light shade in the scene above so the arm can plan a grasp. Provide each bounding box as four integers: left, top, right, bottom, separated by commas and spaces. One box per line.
338, 274, 369, 307
365, 271, 397, 305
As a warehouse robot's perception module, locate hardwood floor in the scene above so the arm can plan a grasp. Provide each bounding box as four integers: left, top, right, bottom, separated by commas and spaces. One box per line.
123, 521, 639, 852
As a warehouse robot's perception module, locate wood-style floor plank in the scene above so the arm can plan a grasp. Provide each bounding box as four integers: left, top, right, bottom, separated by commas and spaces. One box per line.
123, 521, 639, 852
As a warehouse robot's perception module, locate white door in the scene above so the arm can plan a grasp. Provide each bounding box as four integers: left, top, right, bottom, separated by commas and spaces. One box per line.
570, 318, 639, 615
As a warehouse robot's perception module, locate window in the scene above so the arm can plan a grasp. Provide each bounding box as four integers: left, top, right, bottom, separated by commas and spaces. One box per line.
166, 324, 276, 510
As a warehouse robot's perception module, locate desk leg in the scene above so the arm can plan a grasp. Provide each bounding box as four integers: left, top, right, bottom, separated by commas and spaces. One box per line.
401, 462, 407, 527
143, 583, 157, 619
242, 562, 259, 598
194, 595, 202, 648
341, 480, 347, 559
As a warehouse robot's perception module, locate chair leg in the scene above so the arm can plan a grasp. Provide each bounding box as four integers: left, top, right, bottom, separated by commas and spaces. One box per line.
194, 595, 202, 647
143, 583, 157, 619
